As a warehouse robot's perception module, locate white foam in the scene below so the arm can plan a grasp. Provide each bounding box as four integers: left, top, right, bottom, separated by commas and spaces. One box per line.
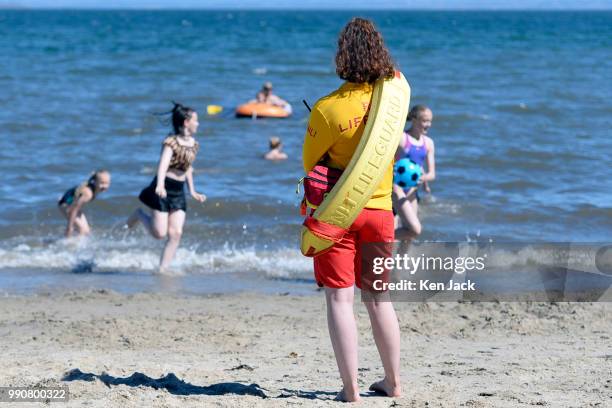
0, 237, 311, 276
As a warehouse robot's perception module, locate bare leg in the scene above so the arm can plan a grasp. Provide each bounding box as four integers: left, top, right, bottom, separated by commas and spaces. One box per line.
365, 298, 402, 397
159, 209, 185, 271
325, 287, 361, 402
392, 187, 421, 239
74, 213, 91, 236
60, 206, 91, 236
410, 195, 419, 221
126, 208, 141, 228
128, 208, 168, 239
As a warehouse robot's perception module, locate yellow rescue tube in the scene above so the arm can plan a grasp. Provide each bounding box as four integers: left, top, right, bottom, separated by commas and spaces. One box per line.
235, 102, 291, 118
300, 72, 411, 257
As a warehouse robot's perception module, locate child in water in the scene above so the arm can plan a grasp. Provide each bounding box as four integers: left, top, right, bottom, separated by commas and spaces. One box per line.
127, 102, 205, 272
264, 136, 288, 161
393, 105, 436, 238
58, 170, 111, 237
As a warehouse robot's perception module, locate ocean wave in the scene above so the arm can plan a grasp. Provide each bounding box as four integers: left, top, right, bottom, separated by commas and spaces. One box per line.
0, 236, 311, 276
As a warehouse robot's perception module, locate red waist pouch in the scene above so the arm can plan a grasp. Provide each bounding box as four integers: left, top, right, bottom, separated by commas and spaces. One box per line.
303, 165, 343, 208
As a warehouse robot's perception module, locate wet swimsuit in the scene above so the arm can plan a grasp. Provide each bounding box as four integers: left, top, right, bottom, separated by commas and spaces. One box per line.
402, 132, 427, 167
138, 135, 199, 212
399, 132, 428, 200
58, 178, 96, 207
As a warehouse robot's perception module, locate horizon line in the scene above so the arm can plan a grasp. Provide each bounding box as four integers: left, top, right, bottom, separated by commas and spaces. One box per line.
2, 6, 612, 11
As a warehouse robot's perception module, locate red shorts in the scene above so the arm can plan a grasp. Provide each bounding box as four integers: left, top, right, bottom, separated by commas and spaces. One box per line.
314, 208, 395, 289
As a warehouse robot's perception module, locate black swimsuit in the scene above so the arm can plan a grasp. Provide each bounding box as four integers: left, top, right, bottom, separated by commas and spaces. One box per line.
58, 179, 96, 207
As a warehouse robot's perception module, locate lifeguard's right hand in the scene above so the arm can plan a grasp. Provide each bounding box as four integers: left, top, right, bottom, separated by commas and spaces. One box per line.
155, 185, 167, 198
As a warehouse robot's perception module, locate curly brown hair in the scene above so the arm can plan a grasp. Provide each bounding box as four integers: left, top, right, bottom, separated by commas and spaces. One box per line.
335, 18, 395, 84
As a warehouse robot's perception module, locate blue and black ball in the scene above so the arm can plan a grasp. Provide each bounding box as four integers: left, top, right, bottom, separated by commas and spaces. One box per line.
393, 158, 422, 189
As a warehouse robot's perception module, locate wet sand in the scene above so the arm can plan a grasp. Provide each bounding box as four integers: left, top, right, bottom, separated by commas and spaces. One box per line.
0, 289, 610, 407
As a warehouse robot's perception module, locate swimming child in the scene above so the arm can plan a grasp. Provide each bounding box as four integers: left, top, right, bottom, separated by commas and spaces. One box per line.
264, 136, 288, 161
58, 170, 111, 237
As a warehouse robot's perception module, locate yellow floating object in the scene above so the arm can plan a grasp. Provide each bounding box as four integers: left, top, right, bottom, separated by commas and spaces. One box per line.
206, 105, 223, 115
300, 72, 411, 257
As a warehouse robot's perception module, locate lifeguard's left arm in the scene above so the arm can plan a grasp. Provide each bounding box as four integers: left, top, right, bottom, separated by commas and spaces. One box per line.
302, 106, 334, 172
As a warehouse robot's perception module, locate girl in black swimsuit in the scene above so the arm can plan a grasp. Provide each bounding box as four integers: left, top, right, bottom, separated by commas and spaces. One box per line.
58, 170, 111, 237
127, 102, 206, 272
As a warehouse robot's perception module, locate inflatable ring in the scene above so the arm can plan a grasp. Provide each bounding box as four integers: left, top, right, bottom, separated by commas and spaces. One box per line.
235, 102, 291, 118
300, 71, 411, 257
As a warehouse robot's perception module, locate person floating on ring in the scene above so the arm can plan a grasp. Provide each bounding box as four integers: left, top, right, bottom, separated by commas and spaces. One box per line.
250, 81, 292, 114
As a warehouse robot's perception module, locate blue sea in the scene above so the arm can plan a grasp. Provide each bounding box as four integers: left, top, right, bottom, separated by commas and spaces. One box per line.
0, 10, 610, 294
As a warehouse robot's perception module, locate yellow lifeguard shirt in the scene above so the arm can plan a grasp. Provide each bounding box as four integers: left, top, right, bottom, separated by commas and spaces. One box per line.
302, 82, 393, 210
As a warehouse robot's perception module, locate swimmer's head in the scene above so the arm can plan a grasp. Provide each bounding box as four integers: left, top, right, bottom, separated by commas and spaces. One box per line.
407, 105, 433, 135
90, 170, 111, 193
263, 82, 273, 95
269, 136, 282, 149
335, 18, 395, 84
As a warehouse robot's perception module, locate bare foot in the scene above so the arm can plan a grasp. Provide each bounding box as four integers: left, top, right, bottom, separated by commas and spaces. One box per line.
335, 388, 361, 403
369, 378, 401, 397
157, 266, 184, 276
126, 209, 142, 229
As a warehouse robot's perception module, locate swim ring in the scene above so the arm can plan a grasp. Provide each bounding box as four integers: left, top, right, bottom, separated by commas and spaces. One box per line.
235, 103, 291, 118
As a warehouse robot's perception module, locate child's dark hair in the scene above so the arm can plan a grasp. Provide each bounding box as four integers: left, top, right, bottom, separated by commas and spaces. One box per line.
407, 105, 430, 121
171, 101, 195, 135
155, 101, 195, 135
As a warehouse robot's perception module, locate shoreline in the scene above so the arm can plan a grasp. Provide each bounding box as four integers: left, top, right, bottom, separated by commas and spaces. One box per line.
1, 289, 610, 407
0, 267, 318, 297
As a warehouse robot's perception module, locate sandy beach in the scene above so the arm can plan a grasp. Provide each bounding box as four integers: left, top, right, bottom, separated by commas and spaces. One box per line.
0, 289, 609, 407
